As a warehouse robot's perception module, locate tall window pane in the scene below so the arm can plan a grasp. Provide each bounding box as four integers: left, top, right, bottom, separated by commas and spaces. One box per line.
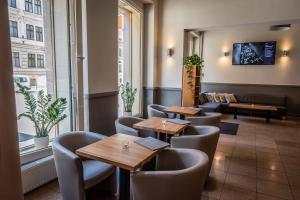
26, 24, 34, 40
37, 54, 44, 68
10, 21, 18, 38
25, 0, 33, 13
35, 26, 43, 41
28, 53, 36, 68
8, 0, 17, 8
12, 52, 20, 68
34, 0, 42, 15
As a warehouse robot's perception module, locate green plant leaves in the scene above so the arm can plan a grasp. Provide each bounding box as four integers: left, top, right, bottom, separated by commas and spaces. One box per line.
120, 82, 137, 112
183, 54, 204, 92
17, 83, 67, 137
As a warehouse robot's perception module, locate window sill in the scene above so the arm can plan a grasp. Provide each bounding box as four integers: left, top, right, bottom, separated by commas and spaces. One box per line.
20, 143, 53, 165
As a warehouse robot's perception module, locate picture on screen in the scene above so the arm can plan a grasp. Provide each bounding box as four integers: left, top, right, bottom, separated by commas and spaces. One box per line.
232, 41, 276, 65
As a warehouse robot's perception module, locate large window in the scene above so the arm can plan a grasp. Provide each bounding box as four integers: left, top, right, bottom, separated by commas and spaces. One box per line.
34, 0, 42, 15
26, 24, 34, 40
10, 20, 18, 38
28, 53, 36, 68
9, 0, 73, 152
8, 0, 17, 8
36, 26, 43, 42
37, 54, 44, 68
118, 3, 143, 116
12, 52, 20, 68
25, 0, 33, 13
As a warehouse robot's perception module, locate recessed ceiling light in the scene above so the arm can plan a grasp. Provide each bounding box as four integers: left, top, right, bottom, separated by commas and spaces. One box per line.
270, 24, 291, 31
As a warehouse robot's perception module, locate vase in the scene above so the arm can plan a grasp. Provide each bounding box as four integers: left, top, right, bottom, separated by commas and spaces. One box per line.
34, 136, 49, 149
123, 111, 132, 117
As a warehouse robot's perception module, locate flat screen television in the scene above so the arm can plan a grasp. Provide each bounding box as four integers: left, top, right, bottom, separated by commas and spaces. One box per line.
232, 41, 276, 65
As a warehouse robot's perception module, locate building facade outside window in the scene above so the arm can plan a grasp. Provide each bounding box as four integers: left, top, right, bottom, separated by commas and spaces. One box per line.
12, 52, 20, 68
10, 21, 18, 38
34, 0, 42, 15
8, 0, 17, 8
28, 53, 36, 68
26, 24, 34, 40
36, 26, 43, 42
37, 54, 44, 68
25, 0, 33, 13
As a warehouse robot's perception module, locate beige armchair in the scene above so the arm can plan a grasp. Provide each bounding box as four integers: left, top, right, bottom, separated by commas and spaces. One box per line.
131, 148, 209, 200
171, 126, 220, 178
186, 112, 222, 126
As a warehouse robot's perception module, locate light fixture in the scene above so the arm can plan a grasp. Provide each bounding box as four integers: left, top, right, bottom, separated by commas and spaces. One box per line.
270, 24, 291, 31
282, 50, 289, 57
223, 51, 230, 57
167, 48, 174, 57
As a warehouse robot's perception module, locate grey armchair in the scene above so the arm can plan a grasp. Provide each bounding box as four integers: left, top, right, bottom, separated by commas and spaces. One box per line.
147, 104, 175, 118
186, 112, 222, 126
115, 116, 156, 138
53, 132, 117, 200
131, 148, 209, 200
171, 126, 220, 178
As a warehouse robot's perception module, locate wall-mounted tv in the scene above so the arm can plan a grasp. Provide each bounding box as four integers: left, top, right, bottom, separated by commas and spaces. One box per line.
232, 41, 276, 65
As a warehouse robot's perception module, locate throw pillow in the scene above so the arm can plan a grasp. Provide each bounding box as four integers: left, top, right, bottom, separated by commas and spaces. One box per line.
206, 92, 216, 102
214, 93, 221, 103
219, 93, 227, 103
199, 93, 207, 105
225, 93, 237, 103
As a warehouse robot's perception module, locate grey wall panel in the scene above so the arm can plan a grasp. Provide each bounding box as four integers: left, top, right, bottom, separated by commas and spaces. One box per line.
88, 92, 118, 136
202, 82, 300, 115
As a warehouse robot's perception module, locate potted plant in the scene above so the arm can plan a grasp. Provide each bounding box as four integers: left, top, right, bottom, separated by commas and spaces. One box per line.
120, 82, 137, 116
183, 54, 204, 91
17, 83, 68, 149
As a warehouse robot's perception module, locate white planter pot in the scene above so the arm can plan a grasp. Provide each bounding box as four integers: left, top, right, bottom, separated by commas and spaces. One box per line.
123, 112, 132, 117
34, 136, 49, 149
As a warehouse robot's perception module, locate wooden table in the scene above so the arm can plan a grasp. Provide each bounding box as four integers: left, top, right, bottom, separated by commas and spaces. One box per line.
133, 117, 189, 141
229, 103, 277, 123
164, 106, 202, 119
76, 133, 159, 200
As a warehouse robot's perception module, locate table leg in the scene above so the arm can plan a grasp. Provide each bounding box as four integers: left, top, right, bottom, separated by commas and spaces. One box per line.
234, 108, 237, 119
179, 114, 185, 120
119, 168, 130, 200
156, 132, 160, 140
266, 111, 270, 123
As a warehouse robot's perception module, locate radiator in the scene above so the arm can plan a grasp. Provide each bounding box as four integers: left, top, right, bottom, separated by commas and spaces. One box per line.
21, 155, 57, 194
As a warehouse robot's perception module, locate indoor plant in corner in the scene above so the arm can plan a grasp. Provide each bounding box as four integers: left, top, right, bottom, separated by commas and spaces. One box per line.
17, 83, 67, 149
120, 82, 137, 116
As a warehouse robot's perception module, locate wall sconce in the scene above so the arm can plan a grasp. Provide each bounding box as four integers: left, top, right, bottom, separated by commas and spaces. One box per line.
281, 50, 289, 57
223, 51, 230, 57
167, 48, 174, 57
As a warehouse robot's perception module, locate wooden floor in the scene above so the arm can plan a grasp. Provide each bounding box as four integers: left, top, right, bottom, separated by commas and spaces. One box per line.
25, 114, 300, 200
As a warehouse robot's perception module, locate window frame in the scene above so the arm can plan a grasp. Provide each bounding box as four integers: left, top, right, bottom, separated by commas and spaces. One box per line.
10, 20, 18, 38
26, 24, 35, 40
8, 0, 17, 8
36, 54, 44, 68
25, 0, 33, 13
12, 52, 21, 68
35, 26, 43, 42
34, 0, 42, 15
28, 53, 36, 68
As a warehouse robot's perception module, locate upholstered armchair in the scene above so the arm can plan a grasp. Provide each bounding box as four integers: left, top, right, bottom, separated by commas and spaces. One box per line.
131, 148, 209, 200
115, 116, 156, 138
147, 104, 175, 118
52, 132, 117, 200
171, 126, 220, 178
186, 112, 222, 126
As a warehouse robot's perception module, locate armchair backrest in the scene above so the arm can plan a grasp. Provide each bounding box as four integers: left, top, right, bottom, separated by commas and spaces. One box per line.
115, 116, 143, 136
147, 104, 168, 118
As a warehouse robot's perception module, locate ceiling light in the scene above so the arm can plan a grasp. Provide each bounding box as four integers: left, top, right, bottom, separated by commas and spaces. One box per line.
270, 24, 291, 31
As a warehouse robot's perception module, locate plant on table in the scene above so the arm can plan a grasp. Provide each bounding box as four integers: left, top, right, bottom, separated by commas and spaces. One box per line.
120, 82, 137, 116
17, 83, 67, 148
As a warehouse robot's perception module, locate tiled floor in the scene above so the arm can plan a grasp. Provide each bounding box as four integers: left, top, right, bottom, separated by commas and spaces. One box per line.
25, 114, 300, 200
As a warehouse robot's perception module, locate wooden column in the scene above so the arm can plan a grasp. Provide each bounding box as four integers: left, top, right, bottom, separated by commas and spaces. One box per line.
0, 1, 24, 200
182, 65, 200, 107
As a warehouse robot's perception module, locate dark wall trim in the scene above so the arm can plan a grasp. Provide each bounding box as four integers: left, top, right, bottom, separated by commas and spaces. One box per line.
202, 82, 300, 88
87, 90, 119, 99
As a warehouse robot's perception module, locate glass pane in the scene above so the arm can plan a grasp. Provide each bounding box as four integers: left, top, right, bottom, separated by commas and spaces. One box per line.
8, 0, 72, 151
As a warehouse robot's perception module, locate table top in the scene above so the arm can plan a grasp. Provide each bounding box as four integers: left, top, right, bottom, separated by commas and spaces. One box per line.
76, 133, 159, 172
133, 117, 189, 135
229, 103, 277, 111
164, 106, 202, 116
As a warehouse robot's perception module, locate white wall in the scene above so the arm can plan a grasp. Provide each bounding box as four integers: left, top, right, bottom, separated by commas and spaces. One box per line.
202, 23, 300, 86
156, 0, 300, 88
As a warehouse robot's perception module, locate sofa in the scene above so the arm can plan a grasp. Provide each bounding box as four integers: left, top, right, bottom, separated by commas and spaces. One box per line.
198, 92, 287, 119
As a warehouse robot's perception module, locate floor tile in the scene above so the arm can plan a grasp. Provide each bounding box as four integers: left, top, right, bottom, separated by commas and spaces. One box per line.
220, 185, 256, 200
228, 158, 256, 177
257, 180, 293, 200
224, 173, 256, 192
257, 160, 285, 172
257, 168, 288, 185
256, 193, 287, 200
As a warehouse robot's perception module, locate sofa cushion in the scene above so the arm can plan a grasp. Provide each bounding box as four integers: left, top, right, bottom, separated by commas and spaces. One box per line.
225, 93, 237, 103
199, 93, 207, 105
197, 102, 221, 112
235, 94, 286, 106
